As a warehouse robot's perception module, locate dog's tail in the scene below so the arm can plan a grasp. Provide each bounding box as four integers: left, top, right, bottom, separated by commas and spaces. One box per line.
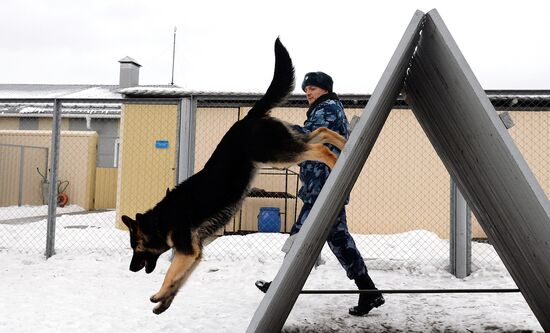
246, 37, 295, 118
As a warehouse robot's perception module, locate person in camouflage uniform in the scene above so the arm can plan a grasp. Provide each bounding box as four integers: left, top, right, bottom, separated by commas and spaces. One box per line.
256, 72, 385, 316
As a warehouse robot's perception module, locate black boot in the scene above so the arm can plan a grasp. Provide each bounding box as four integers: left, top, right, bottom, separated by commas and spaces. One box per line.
349, 275, 385, 316
255, 280, 271, 293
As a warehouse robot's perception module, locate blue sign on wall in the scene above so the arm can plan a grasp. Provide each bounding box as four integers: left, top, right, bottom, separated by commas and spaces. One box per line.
155, 140, 169, 149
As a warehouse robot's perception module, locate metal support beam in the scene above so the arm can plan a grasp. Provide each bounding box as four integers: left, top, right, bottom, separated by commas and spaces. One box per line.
300, 288, 519, 294
246, 10, 425, 333
405, 9, 550, 331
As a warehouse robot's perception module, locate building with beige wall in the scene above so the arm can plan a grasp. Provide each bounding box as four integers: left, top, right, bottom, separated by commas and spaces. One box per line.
0, 130, 98, 210
0, 65, 143, 212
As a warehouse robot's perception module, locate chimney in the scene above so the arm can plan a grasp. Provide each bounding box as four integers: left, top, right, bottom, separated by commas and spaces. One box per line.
118, 56, 141, 88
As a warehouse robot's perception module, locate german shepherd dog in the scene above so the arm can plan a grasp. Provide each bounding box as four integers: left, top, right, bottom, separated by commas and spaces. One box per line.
121, 38, 347, 314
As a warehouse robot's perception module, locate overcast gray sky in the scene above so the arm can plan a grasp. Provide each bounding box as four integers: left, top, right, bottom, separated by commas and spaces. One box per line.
1, 0, 549, 93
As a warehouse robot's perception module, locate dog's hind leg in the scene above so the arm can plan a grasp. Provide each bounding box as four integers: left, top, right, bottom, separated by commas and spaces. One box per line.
150, 248, 202, 314
296, 143, 338, 169
306, 127, 347, 150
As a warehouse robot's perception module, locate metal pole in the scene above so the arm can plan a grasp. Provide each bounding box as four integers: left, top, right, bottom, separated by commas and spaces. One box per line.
300, 288, 520, 294
177, 97, 196, 183
171, 27, 177, 86
284, 169, 288, 231
18, 146, 25, 206
45, 99, 61, 258
450, 180, 471, 278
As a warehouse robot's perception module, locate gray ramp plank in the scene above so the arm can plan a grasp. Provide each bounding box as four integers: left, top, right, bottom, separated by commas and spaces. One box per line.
404, 9, 550, 331
246, 10, 425, 333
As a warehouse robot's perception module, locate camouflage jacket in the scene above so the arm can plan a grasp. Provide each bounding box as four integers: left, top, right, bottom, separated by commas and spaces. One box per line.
295, 93, 350, 204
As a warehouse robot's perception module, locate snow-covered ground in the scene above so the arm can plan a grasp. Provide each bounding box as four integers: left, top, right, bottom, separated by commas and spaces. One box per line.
0, 205, 84, 221
0, 204, 85, 220
0, 210, 544, 332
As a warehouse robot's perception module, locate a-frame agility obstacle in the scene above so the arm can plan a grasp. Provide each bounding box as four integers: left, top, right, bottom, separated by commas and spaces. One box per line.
247, 9, 550, 332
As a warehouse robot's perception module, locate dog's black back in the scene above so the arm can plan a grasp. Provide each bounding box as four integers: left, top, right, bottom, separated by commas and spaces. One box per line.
135, 38, 303, 255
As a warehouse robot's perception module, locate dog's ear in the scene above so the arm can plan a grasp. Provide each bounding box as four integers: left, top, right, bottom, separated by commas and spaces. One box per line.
121, 215, 134, 230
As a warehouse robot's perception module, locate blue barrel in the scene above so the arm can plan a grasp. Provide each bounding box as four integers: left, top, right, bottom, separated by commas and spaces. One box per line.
258, 207, 280, 233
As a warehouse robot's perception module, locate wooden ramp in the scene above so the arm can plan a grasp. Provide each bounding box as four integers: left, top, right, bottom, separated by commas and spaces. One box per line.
247, 9, 550, 332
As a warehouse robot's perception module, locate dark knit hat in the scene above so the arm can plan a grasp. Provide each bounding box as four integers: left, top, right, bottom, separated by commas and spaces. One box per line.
301, 71, 333, 92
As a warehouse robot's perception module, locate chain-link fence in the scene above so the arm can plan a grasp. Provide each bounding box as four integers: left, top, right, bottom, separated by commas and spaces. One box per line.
0, 143, 49, 252
1, 93, 548, 274
193, 96, 454, 269
0, 99, 127, 255
192, 93, 550, 271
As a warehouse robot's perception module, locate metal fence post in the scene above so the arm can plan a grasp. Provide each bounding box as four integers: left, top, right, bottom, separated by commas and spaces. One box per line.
177, 96, 196, 183
45, 99, 62, 258
18, 146, 25, 206
450, 179, 472, 278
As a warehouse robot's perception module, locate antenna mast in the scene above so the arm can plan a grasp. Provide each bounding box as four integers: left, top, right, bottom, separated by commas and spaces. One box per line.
171, 27, 177, 85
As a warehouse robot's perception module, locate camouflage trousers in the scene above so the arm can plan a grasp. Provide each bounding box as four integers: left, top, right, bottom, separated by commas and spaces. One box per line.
290, 203, 368, 280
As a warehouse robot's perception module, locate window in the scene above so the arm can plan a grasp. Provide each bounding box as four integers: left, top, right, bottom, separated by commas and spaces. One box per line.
19, 118, 38, 130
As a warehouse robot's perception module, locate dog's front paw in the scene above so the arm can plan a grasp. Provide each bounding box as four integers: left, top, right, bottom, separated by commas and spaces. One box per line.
150, 293, 162, 303
153, 302, 169, 315
152, 296, 175, 315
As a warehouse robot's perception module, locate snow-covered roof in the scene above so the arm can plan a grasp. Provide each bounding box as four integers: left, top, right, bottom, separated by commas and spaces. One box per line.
1, 84, 548, 117
485, 90, 550, 99
0, 102, 121, 116
122, 86, 550, 100
0, 84, 122, 117
119, 86, 265, 97
0, 84, 122, 99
